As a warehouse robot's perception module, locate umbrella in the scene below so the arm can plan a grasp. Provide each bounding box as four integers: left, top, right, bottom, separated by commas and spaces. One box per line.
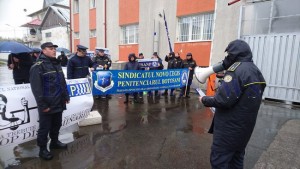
0, 41, 32, 54
56, 47, 71, 54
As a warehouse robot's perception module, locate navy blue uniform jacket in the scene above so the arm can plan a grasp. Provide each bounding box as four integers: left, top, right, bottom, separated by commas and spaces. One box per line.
67, 54, 94, 79
202, 41, 266, 152
30, 55, 70, 114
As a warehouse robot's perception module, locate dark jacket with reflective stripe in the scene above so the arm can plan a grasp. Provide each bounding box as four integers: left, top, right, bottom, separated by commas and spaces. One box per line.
202, 40, 266, 152
92, 54, 112, 70
67, 54, 94, 79
29, 54, 70, 114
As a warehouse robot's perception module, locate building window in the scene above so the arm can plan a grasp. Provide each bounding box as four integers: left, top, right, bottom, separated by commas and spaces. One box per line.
74, 32, 79, 39
121, 24, 139, 44
90, 29, 96, 38
45, 32, 51, 37
241, 0, 300, 35
177, 13, 214, 42
74, 0, 79, 13
90, 0, 96, 8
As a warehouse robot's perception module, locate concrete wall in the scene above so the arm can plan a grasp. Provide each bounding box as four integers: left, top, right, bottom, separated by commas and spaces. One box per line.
41, 27, 70, 49
95, 0, 104, 48
210, 0, 246, 65
139, 0, 177, 60
79, 0, 90, 47
106, 0, 120, 62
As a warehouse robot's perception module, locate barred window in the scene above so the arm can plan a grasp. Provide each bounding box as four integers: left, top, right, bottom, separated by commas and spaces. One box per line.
74, 32, 79, 39
74, 0, 79, 13
90, 0, 96, 9
89, 29, 96, 38
178, 13, 214, 42
121, 24, 139, 44
241, 0, 300, 35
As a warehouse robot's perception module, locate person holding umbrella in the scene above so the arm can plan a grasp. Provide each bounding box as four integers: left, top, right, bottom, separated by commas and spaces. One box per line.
7, 52, 33, 84
0, 41, 33, 84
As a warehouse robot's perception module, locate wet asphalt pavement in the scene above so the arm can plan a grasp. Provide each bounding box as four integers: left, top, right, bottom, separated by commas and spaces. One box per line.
1, 63, 300, 169
0, 94, 299, 169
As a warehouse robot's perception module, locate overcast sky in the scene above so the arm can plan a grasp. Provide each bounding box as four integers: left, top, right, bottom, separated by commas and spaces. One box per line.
0, 0, 43, 39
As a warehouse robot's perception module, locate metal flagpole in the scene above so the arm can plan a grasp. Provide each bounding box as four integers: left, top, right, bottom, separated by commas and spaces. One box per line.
163, 10, 173, 52
184, 70, 190, 97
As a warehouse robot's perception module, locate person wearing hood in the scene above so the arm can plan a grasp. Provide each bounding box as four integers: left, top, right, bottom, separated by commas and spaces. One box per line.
124, 53, 141, 104
29, 42, 70, 161
163, 52, 175, 96
180, 52, 197, 98
167, 52, 183, 96
199, 39, 266, 169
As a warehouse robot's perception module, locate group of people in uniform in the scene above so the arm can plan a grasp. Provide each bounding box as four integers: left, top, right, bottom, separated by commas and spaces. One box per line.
64, 44, 198, 102
121, 51, 197, 103
26, 42, 198, 160
18, 39, 267, 169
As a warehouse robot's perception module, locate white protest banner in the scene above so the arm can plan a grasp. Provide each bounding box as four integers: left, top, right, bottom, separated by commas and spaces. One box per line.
0, 78, 93, 148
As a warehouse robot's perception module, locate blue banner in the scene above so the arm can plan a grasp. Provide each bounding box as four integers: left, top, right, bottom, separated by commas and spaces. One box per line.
137, 59, 159, 69
92, 69, 189, 95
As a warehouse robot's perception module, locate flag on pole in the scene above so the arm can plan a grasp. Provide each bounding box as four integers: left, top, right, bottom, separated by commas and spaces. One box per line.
163, 10, 173, 52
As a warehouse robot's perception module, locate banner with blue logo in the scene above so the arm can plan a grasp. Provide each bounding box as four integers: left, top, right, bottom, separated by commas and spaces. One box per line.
137, 59, 159, 69
0, 78, 93, 148
92, 69, 189, 95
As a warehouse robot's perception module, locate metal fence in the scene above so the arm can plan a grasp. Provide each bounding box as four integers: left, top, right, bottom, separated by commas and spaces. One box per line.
243, 34, 300, 103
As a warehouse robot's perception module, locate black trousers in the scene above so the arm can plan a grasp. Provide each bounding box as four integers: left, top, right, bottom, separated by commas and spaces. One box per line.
125, 93, 138, 100
210, 149, 245, 169
14, 78, 30, 84
180, 85, 191, 96
37, 112, 63, 148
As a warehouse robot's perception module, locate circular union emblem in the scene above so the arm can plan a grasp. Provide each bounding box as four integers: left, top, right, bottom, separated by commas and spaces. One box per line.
224, 75, 232, 82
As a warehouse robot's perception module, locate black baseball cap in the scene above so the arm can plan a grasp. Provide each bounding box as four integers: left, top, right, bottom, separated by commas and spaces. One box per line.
41, 42, 58, 49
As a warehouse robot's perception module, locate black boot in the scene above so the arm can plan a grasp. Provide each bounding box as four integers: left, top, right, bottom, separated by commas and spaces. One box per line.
124, 94, 129, 104
50, 140, 67, 149
39, 147, 53, 160
133, 95, 139, 103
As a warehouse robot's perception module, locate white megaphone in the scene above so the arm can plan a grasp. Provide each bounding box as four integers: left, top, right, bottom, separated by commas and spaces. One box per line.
194, 62, 225, 84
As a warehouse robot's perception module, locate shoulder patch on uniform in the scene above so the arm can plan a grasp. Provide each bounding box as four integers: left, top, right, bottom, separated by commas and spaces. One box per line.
35, 61, 43, 65
227, 62, 241, 72
224, 75, 232, 82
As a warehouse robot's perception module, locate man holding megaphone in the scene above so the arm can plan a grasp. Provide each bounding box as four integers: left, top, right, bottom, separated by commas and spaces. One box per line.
197, 39, 266, 169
